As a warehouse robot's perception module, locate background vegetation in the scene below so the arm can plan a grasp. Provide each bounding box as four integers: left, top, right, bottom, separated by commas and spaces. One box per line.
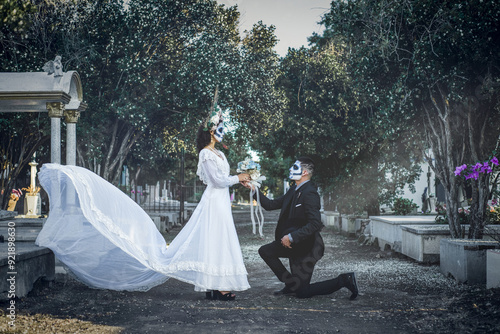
1, 0, 499, 238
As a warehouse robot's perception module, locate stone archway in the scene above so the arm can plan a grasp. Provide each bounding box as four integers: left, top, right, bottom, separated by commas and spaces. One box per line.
0, 58, 87, 165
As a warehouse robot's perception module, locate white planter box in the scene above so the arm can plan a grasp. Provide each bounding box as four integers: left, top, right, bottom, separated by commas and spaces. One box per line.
440, 239, 500, 285
401, 225, 452, 263
322, 211, 339, 227
487, 249, 500, 289
370, 216, 436, 252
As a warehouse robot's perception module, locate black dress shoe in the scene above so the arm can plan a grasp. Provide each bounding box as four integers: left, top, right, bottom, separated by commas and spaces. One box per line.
212, 290, 236, 301
343, 272, 358, 300
273, 286, 295, 296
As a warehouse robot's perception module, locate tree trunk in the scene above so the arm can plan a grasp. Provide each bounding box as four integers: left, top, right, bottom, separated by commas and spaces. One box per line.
464, 89, 497, 239
444, 179, 463, 238
423, 87, 468, 238
468, 175, 489, 239
100, 118, 143, 185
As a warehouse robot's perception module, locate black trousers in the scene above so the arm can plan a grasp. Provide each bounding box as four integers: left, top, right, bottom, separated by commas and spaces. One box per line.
258, 240, 344, 298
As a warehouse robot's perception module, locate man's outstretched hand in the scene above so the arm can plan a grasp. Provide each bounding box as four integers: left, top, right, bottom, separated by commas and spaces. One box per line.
240, 181, 255, 190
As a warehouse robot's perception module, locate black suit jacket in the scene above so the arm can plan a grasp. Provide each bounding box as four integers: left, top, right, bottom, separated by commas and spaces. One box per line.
257, 181, 324, 259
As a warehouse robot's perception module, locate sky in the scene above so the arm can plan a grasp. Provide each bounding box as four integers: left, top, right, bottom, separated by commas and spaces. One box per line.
216, 0, 333, 57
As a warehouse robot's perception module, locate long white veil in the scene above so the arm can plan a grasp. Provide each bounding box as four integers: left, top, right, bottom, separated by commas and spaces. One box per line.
36, 164, 169, 291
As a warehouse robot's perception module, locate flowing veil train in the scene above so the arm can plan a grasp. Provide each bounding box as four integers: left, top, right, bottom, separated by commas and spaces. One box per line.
36, 163, 170, 291
36, 161, 249, 292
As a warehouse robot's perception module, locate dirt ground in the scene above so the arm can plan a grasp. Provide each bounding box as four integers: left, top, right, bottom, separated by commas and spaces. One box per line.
1, 217, 500, 334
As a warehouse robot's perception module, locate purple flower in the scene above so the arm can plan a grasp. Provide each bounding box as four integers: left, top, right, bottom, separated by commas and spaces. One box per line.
454, 164, 468, 176
492, 157, 499, 166
480, 162, 492, 174
466, 171, 480, 180
473, 162, 483, 171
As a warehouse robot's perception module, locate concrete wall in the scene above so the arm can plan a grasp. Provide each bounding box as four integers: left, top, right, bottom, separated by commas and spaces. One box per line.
487, 250, 500, 289
0, 243, 55, 300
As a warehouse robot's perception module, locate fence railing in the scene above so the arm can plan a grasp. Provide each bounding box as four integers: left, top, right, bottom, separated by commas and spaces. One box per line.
131, 181, 206, 214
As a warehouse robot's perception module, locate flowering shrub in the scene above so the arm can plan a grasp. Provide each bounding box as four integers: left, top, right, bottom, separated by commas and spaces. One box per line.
454, 156, 500, 227
455, 157, 499, 180
434, 203, 471, 225
486, 200, 500, 225
392, 197, 418, 215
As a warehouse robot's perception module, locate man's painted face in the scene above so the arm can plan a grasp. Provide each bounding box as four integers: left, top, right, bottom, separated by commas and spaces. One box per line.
289, 160, 303, 180
213, 122, 225, 142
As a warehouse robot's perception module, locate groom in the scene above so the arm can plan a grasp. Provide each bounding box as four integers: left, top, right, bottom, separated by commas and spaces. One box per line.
246, 157, 358, 299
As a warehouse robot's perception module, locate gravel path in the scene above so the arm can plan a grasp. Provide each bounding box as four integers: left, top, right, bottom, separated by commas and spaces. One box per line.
1, 217, 499, 333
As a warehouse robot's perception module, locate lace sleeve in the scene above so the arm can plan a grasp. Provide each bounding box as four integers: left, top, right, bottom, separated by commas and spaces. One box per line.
197, 150, 239, 188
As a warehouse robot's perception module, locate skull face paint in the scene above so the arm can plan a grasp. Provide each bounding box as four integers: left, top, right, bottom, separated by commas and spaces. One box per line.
289, 160, 303, 180
213, 122, 225, 142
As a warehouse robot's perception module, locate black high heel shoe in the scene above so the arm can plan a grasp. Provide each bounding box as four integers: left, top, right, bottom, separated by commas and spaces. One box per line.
212, 290, 236, 301
205, 291, 213, 300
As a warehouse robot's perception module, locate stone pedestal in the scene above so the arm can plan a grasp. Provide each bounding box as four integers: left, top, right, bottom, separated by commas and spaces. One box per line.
440, 239, 500, 284
0, 240, 54, 300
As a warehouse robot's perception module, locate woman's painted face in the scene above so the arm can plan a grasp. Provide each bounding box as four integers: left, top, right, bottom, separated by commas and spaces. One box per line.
289, 160, 302, 180
214, 122, 225, 142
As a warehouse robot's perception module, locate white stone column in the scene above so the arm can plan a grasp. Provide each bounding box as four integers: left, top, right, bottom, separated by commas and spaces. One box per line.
47, 102, 65, 164
64, 110, 80, 166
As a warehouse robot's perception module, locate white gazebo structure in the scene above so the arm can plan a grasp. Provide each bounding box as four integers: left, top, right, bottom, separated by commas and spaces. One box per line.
0, 58, 87, 165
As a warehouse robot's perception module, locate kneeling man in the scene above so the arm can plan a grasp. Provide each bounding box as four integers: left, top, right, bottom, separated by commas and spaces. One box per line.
247, 157, 358, 299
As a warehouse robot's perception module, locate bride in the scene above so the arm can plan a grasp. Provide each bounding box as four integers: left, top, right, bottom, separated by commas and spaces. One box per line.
36, 107, 251, 300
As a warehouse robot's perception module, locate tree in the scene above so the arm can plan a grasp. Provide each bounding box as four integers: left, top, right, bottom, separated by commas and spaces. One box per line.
262, 42, 423, 215
318, 0, 500, 237
1, 0, 282, 197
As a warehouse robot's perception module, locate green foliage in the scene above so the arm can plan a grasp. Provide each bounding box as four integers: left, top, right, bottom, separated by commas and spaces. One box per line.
0, 0, 35, 34
392, 197, 418, 216
310, 0, 500, 233
0, 0, 282, 187
260, 35, 424, 214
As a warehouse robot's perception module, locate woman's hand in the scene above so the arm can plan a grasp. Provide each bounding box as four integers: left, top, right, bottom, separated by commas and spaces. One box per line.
237, 173, 250, 182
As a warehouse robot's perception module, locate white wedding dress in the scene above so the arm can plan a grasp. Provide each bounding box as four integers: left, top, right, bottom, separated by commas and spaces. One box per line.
36, 148, 250, 292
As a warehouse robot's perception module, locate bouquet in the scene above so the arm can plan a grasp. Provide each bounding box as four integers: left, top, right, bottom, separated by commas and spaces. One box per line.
237, 158, 266, 237
237, 158, 265, 185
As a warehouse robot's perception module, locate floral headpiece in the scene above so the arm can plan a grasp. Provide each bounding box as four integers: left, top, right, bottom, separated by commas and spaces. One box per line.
203, 105, 223, 131
203, 87, 223, 131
